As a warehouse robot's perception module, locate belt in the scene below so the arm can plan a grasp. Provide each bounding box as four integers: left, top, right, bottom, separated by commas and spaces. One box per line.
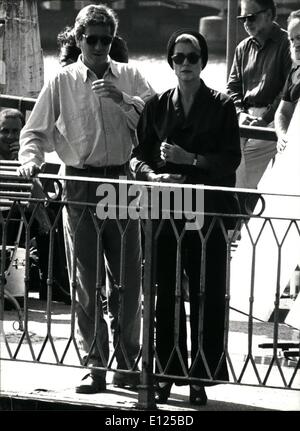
66, 163, 128, 177
245, 103, 267, 109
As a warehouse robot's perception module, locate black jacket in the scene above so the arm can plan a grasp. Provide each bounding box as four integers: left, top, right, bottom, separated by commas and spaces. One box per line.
131, 81, 241, 217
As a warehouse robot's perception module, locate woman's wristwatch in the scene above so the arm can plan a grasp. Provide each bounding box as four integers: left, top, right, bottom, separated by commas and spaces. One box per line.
192, 154, 199, 167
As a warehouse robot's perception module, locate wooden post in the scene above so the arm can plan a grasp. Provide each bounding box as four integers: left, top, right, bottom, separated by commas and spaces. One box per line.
226, 0, 239, 80
0, 0, 43, 98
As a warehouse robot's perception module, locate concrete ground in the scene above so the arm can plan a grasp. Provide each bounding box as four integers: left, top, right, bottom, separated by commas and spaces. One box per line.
1, 297, 299, 412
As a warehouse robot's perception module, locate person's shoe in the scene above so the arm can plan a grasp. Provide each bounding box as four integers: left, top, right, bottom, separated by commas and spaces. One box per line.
189, 385, 207, 406
112, 371, 140, 389
155, 382, 173, 403
75, 373, 106, 394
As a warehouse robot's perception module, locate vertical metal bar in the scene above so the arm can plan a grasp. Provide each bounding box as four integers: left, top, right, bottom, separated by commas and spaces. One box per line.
218, 218, 238, 382
137, 218, 156, 410
0, 216, 13, 358
226, 0, 239, 80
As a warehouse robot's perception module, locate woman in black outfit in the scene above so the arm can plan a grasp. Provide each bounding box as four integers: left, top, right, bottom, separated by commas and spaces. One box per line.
131, 29, 241, 406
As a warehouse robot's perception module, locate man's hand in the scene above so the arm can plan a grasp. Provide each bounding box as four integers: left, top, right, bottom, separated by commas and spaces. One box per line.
91, 79, 123, 104
148, 172, 186, 183
17, 161, 41, 179
277, 134, 288, 153
160, 142, 193, 165
249, 117, 268, 127
238, 112, 257, 127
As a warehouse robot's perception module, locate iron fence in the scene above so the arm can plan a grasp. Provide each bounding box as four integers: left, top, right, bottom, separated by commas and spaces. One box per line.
1, 166, 299, 409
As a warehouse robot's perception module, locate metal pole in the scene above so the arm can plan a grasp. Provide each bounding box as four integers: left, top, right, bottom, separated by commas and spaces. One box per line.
137, 218, 157, 410
226, 0, 239, 80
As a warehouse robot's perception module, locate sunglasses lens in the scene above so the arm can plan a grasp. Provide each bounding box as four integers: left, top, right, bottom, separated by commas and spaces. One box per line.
85, 35, 113, 46
100, 36, 113, 46
172, 54, 185, 64
237, 8, 267, 23
187, 53, 200, 64
172, 53, 200, 65
85, 35, 98, 45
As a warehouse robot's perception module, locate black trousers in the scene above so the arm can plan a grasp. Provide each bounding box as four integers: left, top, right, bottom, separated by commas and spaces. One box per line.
155, 217, 229, 384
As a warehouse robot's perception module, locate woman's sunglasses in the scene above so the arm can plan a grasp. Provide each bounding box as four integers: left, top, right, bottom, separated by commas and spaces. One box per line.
82, 34, 113, 46
237, 8, 268, 23
171, 52, 201, 65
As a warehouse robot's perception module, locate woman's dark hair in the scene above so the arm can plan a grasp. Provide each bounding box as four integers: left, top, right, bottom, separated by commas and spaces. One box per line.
57, 26, 81, 65
110, 35, 129, 63
0, 108, 25, 127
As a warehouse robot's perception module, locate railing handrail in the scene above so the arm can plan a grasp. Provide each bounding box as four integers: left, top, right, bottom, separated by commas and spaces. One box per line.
239, 124, 277, 141
1, 160, 300, 200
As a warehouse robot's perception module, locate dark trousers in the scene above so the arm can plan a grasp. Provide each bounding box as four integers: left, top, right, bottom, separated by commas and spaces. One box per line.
155, 218, 229, 383
62, 166, 142, 375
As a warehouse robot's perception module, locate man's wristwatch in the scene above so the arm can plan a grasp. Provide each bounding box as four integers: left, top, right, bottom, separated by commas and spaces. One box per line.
192, 154, 198, 167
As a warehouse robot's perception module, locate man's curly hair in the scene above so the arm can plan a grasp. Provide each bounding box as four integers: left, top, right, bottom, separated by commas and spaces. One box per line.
74, 4, 118, 41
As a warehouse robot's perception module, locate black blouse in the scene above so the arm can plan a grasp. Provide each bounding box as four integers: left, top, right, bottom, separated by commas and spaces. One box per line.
131, 80, 241, 188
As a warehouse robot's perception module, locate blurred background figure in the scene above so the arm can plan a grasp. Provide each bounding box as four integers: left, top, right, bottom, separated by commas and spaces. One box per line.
0, 108, 24, 160
275, 9, 300, 153
109, 34, 129, 63
57, 25, 81, 67
0, 108, 69, 304
227, 0, 292, 192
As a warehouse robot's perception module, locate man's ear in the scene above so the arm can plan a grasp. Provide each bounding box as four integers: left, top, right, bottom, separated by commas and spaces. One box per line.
75, 36, 82, 49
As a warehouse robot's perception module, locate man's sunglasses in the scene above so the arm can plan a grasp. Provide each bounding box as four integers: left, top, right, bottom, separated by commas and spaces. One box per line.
82, 34, 113, 46
237, 8, 268, 23
171, 52, 201, 65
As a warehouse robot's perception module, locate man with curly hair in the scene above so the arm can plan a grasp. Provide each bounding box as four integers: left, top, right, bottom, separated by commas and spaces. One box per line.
18, 4, 154, 394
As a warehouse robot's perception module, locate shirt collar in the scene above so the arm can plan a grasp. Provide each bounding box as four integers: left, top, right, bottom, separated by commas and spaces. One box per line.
172, 80, 210, 119
76, 55, 89, 82
76, 55, 120, 82
172, 80, 208, 107
109, 58, 122, 78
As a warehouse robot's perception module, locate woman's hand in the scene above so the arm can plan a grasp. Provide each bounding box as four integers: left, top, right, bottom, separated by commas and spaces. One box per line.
238, 112, 257, 126
249, 117, 268, 127
160, 142, 194, 165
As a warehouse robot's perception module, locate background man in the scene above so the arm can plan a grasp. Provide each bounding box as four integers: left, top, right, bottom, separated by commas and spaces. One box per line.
0, 108, 23, 160
275, 9, 300, 153
227, 0, 292, 190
